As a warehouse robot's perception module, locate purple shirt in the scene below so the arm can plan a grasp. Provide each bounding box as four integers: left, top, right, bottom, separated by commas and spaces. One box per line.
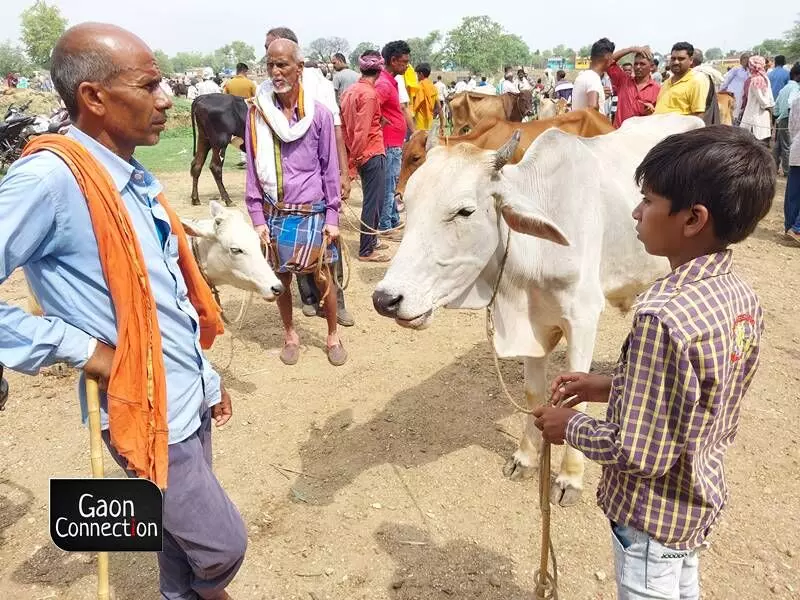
245, 99, 340, 227
566, 251, 763, 550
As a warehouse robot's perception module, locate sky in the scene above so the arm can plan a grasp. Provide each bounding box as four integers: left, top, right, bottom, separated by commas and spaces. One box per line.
2, 0, 798, 60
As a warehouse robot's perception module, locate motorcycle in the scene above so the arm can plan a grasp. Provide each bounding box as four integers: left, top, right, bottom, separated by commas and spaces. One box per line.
0, 104, 70, 171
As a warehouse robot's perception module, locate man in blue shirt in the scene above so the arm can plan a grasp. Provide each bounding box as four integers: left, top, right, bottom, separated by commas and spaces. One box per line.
0, 23, 245, 599
769, 55, 790, 99
773, 63, 800, 177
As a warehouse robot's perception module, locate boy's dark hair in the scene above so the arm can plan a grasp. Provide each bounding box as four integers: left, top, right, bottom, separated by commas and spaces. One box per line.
235, 62, 248, 73
671, 41, 694, 56
333, 52, 347, 63
590, 37, 615, 59
791, 62, 800, 81
634, 126, 775, 244
556, 69, 565, 79
774, 55, 786, 66
653, 58, 659, 67
382, 40, 411, 65
359, 50, 382, 76
415, 62, 431, 77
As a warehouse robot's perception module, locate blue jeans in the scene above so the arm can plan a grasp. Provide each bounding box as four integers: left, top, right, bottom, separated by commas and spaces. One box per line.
379, 146, 402, 231
785, 166, 800, 233
611, 522, 699, 600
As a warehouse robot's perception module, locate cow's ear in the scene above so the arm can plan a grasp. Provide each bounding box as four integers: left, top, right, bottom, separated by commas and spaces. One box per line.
498, 194, 570, 246
209, 200, 226, 218
180, 218, 215, 239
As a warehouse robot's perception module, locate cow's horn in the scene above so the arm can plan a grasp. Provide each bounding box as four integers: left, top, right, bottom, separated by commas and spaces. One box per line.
425, 122, 440, 151
493, 130, 521, 171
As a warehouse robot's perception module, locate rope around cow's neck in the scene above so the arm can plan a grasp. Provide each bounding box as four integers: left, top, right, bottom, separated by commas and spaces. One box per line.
485, 220, 558, 600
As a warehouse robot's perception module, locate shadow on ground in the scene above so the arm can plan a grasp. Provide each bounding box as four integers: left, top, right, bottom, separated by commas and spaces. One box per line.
292, 342, 615, 505
375, 522, 529, 599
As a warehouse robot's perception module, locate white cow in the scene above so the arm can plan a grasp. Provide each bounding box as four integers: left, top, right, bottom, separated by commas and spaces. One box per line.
373, 114, 704, 506
180, 200, 284, 301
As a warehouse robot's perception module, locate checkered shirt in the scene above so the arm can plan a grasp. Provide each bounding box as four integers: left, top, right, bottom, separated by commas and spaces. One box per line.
566, 251, 764, 550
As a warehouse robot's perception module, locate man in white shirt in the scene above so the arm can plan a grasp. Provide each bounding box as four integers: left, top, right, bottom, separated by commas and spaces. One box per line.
196, 72, 221, 96
516, 69, 532, 92
785, 93, 800, 243
501, 70, 518, 95
454, 77, 468, 93
434, 75, 447, 102
572, 37, 615, 115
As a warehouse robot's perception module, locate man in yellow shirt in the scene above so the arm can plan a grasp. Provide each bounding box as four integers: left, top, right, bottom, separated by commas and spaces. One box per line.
223, 62, 256, 98
412, 63, 440, 130
655, 42, 705, 117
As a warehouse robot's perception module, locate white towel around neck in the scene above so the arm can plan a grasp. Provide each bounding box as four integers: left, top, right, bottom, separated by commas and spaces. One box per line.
251, 85, 315, 200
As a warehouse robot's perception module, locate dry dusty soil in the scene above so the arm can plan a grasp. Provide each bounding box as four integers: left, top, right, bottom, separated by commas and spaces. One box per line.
1, 168, 799, 600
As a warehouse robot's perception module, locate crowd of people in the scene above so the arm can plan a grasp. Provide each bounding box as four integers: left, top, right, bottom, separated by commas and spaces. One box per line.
0, 20, 795, 600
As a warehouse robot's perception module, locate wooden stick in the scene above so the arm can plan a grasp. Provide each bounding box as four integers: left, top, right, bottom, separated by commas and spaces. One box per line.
86, 378, 110, 600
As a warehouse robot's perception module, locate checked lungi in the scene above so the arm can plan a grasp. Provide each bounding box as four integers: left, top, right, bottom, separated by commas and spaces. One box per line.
265, 197, 339, 274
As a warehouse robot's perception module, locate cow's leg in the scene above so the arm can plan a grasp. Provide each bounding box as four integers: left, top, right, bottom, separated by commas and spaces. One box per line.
190, 136, 211, 206
209, 147, 232, 207
503, 354, 549, 481
551, 315, 600, 507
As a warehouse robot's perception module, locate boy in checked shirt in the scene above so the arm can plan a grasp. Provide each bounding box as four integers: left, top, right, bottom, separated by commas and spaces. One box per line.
533, 126, 775, 599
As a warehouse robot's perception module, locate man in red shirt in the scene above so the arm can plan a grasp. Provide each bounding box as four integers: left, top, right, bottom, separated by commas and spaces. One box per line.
375, 40, 411, 238
341, 51, 390, 262
607, 45, 661, 127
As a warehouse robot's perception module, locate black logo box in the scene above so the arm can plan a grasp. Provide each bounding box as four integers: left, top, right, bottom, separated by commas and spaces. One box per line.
50, 478, 163, 552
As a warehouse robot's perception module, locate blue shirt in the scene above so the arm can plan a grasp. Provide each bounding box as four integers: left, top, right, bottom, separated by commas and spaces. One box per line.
720, 66, 749, 113
774, 80, 800, 120
0, 126, 220, 444
768, 67, 790, 99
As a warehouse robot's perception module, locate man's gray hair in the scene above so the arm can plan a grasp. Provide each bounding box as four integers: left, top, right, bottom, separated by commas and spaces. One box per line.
51, 40, 121, 119
266, 27, 298, 43
692, 48, 704, 67
267, 39, 304, 63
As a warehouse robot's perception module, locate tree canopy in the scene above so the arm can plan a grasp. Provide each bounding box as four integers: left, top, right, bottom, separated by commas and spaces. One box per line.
441, 16, 530, 74
305, 37, 350, 62
349, 42, 379, 68
19, 0, 67, 68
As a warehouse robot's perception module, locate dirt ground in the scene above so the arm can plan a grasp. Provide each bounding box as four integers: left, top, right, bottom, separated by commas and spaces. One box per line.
1, 167, 799, 600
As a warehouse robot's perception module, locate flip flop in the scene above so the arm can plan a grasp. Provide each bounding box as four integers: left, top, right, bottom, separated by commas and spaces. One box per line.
279, 343, 300, 365
373, 240, 389, 251
326, 343, 348, 367
357, 252, 391, 263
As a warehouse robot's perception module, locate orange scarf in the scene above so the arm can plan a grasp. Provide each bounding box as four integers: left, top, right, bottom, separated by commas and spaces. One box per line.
21, 134, 224, 489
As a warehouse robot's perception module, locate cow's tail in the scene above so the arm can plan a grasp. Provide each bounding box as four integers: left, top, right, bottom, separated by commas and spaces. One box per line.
191, 97, 197, 155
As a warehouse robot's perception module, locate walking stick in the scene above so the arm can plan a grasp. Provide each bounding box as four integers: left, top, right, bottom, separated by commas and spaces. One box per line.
86, 377, 110, 600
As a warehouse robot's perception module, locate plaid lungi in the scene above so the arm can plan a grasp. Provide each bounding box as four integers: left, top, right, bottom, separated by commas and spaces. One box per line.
265, 198, 339, 274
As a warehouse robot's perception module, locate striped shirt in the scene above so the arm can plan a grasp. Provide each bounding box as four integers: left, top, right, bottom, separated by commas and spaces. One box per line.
566, 251, 763, 550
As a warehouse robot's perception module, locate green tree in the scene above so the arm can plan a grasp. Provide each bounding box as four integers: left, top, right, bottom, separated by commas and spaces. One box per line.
171, 51, 206, 74
551, 44, 568, 57
408, 30, 442, 67
579, 45, 591, 57
349, 41, 379, 68
19, 0, 67, 68
705, 47, 723, 61
753, 38, 787, 56
0, 41, 32, 76
786, 14, 800, 59
442, 16, 530, 74
153, 49, 173, 75
305, 37, 349, 62
213, 41, 256, 70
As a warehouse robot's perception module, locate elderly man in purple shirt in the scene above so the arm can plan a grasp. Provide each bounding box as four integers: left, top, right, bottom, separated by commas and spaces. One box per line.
245, 39, 347, 366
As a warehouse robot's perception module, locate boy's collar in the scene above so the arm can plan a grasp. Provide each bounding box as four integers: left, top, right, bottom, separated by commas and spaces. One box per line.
666, 251, 732, 287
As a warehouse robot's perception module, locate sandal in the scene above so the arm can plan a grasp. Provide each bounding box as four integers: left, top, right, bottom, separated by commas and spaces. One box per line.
326, 343, 348, 367
279, 343, 300, 365
357, 252, 391, 263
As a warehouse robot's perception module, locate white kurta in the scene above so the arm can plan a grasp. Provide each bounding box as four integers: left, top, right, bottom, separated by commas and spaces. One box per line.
739, 81, 774, 140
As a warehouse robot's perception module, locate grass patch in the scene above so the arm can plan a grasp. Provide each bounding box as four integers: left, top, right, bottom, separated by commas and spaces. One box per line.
134, 132, 242, 173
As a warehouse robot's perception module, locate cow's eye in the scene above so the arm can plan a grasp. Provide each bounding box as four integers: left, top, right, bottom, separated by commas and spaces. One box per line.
456, 207, 475, 218
230, 247, 244, 255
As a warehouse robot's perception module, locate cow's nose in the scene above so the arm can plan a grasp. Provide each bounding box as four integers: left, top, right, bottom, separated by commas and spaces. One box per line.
372, 289, 402, 317
271, 283, 285, 296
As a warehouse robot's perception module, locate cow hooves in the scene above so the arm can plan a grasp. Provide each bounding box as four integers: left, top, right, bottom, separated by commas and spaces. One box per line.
502, 454, 535, 481
224, 199, 233, 207
550, 475, 583, 507
191, 199, 200, 206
